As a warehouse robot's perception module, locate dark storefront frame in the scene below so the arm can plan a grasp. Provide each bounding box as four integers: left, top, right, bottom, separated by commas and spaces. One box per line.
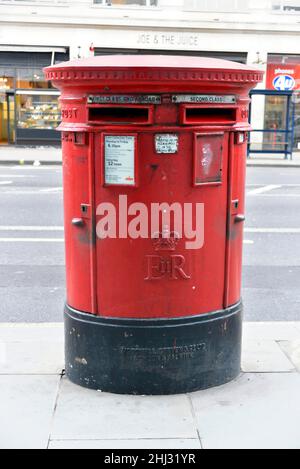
94, 47, 248, 63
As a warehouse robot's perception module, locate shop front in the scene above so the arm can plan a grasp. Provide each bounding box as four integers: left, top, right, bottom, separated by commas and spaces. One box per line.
0, 49, 68, 145
248, 54, 300, 156
265, 54, 300, 151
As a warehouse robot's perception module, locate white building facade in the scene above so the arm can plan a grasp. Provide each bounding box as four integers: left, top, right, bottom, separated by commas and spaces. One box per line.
0, 0, 300, 148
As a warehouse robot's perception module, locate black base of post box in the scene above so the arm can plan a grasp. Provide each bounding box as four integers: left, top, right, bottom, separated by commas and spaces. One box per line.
64, 302, 242, 395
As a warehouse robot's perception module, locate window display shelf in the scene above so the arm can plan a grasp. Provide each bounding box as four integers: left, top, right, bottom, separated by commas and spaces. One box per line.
16, 95, 61, 130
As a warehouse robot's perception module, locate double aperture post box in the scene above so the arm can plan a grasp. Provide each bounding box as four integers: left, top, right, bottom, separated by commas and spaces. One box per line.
45, 56, 263, 395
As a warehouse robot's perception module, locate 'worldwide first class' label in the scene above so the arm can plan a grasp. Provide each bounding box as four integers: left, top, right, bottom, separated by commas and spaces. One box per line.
88, 95, 161, 104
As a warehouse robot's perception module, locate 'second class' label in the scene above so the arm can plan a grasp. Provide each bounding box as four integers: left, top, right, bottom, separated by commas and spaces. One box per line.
172, 94, 236, 104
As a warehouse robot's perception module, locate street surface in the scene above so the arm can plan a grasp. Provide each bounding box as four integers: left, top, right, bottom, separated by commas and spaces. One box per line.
0, 165, 299, 322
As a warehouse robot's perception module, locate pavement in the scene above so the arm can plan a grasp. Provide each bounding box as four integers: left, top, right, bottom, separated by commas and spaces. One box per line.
0, 146, 61, 165
247, 152, 300, 167
0, 145, 300, 167
1, 321, 300, 449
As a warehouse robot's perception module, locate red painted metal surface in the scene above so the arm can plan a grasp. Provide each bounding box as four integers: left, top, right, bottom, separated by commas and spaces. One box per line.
45, 56, 263, 319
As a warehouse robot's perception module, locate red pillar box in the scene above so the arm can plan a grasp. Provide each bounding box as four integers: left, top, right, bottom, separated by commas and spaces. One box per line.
44, 56, 263, 394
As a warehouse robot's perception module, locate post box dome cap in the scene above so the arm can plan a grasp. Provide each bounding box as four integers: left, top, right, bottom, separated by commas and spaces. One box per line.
44, 54, 263, 85
46, 54, 259, 72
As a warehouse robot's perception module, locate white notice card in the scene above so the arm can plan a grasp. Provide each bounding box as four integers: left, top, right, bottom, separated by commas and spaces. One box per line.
155, 134, 178, 154
104, 135, 135, 186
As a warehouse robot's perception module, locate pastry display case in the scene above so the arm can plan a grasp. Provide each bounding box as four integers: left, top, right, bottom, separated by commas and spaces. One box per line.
15, 91, 61, 144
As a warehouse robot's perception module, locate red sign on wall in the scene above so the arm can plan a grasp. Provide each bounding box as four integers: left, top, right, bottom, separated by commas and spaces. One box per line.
266, 63, 300, 91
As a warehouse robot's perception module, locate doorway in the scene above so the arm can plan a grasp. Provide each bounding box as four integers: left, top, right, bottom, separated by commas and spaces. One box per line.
0, 92, 15, 144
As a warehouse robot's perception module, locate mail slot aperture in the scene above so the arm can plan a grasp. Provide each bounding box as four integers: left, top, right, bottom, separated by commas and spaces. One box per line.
88, 105, 153, 125
181, 105, 237, 125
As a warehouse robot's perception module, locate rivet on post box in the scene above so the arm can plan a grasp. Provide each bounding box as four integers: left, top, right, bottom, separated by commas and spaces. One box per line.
44, 56, 263, 395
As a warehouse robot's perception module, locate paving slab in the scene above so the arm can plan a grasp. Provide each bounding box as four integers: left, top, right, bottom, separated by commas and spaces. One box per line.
243, 322, 300, 341
0, 375, 61, 449
0, 324, 64, 374
0, 340, 64, 374
278, 340, 300, 372
49, 438, 201, 449
51, 378, 197, 441
0, 323, 63, 342
242, 338, 295, 372
190, 373, 300, 449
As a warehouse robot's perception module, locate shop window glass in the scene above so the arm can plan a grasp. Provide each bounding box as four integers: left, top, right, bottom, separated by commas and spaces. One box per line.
16, 93, 60, 130
0, 68, 14, 90
16, 68, 53, 89
263, 95, 289, 151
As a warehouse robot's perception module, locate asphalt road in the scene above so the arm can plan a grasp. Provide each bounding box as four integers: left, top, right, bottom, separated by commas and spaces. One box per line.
0, 164, 299, 322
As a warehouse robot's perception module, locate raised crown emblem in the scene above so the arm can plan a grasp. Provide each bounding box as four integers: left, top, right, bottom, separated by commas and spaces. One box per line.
152, 227, 180, 251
